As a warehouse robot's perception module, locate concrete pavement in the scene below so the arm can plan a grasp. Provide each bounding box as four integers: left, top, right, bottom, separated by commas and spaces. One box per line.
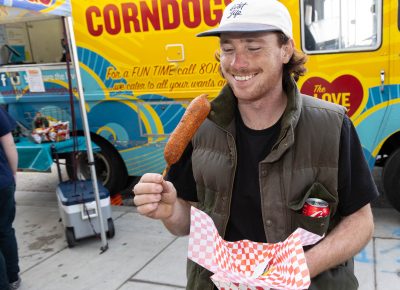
12, 169, 400, 290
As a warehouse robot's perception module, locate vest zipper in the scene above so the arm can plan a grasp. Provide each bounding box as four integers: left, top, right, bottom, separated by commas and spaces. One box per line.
258, 162, 268, 241
223, 130, 237, 238
271, 126, 290, 152
278, 160, 289, 238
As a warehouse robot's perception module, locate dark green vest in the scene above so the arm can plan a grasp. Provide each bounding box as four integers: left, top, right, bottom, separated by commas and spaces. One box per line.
187, 80, 358, 290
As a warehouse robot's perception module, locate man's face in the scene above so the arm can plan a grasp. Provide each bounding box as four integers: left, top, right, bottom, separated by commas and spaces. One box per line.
219, 32, 293, 103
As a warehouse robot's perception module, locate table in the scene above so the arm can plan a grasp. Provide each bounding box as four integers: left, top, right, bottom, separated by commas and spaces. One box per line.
16, 137, 99, 171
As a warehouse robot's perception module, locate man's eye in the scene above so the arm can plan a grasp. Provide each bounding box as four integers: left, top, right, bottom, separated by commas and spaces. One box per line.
248, 47, 261, 51
221, 48, 234, 54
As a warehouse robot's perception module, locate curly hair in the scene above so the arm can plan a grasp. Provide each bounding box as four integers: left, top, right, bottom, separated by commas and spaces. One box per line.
277, 32, 308, 87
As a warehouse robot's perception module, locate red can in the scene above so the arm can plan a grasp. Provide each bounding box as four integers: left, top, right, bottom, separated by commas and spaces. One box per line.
302, 198, 330, 218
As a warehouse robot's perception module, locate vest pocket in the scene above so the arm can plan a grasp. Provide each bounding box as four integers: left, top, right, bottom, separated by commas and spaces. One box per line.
289, 182, 338, 236
291, 212, 329, 236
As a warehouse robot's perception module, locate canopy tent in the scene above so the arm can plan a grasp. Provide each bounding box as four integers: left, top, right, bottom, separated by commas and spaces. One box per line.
0, 0, 71, 23
0, 0, 109, 251
0, 0, 71, 14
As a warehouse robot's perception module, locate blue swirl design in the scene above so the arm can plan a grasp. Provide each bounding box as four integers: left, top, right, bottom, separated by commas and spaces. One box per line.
75, 48, 187, 175
138, 94, 186, 133
85, 94, 185, 175
121, 143, 166, 176
116, 94, 185, 175
77, 47, 132, 98
361, 85, 397, 114
356, 84, 400, 169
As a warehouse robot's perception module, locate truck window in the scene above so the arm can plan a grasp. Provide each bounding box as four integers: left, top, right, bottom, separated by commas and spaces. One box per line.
27, 18, 64, 63
0, 17, 64, 65
301, 0, 381, 53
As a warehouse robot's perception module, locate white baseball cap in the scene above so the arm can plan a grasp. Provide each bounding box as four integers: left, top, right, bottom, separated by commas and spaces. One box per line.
197, 0, 293, 39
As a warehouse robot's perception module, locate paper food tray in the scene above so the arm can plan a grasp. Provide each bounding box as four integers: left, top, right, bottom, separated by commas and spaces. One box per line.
188, 207, 323, 290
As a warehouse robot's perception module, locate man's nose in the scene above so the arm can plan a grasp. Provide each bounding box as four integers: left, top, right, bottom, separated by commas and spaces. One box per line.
230, 51, 249, 69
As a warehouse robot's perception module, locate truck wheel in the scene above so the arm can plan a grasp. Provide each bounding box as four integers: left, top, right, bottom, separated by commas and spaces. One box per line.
66, 138, 127, 195
382, 148, 400, 212
65, 227, 77, 248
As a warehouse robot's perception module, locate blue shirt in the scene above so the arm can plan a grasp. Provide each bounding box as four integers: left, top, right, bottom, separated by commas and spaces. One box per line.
0, 106, 16, 189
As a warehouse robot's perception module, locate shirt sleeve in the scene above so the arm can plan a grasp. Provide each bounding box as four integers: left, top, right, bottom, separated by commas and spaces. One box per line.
165, 142, 198, 202
0, 107, 16, 137
337, 115, 379, 216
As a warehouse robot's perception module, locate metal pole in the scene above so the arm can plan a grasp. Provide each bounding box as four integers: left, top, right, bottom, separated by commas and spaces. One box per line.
64, 16, 108, 252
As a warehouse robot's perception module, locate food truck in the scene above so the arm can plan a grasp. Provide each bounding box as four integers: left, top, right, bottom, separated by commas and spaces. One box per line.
0, 0, 399, 211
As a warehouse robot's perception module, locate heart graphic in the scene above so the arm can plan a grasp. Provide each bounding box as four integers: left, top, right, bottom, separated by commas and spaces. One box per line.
300, 75, 363, 117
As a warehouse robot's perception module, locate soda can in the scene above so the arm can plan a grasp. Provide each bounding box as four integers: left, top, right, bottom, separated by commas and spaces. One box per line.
302, 198, 330, 218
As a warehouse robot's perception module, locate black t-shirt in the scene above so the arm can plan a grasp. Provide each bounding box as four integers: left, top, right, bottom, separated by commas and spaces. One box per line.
225, 110, 281, 242
167, 111, 378, 242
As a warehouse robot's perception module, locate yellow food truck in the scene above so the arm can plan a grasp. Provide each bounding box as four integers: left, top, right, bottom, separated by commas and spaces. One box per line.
0, 0, 399, 210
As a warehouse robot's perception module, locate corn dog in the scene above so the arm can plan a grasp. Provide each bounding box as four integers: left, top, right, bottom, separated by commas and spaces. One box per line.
163, 94, 211, 172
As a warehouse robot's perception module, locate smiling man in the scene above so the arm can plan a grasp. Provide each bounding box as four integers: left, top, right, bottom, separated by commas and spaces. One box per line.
133, 0, 378, 289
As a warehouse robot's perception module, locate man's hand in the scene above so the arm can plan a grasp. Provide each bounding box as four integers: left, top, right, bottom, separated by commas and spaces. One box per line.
133, 173, 192, 236
304, 204, 374, 278
133, 173, 177, 220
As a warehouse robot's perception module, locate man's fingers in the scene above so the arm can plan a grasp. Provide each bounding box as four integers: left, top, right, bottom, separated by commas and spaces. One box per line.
133, 173, 165, 196
133, 181, 163, 196
136, 202, 158, 216
160, 180, 177, 203
139, 173, 163, 183
132, 174, 177, 220
133, 193, 161, 206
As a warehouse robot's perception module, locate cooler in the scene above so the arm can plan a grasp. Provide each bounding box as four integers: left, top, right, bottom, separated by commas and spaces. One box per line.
56, 180, 115, 247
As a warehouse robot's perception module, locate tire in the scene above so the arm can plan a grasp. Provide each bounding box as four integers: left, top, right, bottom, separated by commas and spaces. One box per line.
106, 218, 115, 238
66, 137, 128, 195
382, 148, 400, 212
65, 227, 77, 248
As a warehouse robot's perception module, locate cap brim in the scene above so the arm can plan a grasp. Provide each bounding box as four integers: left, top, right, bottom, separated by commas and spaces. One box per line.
197, 23, 281, 37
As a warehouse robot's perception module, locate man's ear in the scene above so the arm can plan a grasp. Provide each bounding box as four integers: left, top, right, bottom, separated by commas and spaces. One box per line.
282, 39, 295, 64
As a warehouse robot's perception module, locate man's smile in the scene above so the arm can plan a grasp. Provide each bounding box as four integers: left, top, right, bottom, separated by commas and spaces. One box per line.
233, 73, 257, 81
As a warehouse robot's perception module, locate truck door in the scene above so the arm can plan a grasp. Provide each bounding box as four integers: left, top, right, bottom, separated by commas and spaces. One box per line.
297, 0, 389, 166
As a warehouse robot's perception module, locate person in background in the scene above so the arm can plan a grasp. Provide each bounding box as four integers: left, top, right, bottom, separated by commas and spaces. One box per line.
0, 106, 21, 290
60, 38, 70, 62
133, 0, 378, 289
32, 111, 49, 129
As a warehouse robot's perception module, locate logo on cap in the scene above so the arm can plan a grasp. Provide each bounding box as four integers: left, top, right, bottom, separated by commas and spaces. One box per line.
227, 2, 248, 19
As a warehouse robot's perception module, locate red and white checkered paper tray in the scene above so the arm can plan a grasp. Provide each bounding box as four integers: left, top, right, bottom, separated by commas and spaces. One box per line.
188, 207, 323, 290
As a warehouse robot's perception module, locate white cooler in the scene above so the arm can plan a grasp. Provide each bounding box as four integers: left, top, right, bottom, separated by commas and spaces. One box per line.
56, 180, 115, 247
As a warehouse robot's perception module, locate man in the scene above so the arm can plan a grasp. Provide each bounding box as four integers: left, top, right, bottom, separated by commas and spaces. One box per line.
0, 106, 21, 290
133, 0, 378, 289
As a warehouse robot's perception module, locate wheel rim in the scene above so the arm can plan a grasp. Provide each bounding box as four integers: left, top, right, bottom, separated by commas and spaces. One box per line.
75, 152, 111, 185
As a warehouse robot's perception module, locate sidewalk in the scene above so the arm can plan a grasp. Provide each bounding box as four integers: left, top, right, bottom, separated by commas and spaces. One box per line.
14, 189, 187, 290
13, 171, 400, 290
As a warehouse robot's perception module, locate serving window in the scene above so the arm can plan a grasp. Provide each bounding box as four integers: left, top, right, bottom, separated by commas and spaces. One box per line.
0, 17, 64, 65
301, 0, 382, 54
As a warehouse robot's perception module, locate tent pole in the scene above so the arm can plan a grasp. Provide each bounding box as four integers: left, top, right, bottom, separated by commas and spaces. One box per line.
64, 16, 108, 252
